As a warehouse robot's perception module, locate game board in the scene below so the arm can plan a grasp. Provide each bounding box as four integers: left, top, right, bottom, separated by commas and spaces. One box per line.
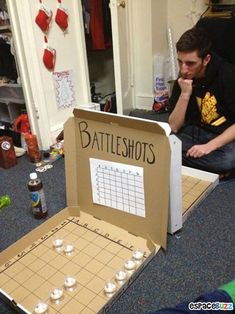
0, 109, 172, 313
182, 175, 212, 214
0, 173, 213, 313
1, 109, 219, 312
0, 211, 152, 314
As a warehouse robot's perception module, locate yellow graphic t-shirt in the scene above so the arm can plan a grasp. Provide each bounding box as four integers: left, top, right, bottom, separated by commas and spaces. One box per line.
196, 92, 226, 126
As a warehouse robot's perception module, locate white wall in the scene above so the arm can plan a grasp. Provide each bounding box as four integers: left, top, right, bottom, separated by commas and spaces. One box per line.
167, 0, 207, 42
131, 0, 163, 109
133, 0, 208, 110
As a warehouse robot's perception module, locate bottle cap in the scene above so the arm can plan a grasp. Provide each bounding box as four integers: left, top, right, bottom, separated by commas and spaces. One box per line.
30, 172, 37, 180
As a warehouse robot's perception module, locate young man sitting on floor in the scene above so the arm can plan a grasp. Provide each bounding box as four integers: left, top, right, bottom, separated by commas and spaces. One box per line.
168, 27, 235, 179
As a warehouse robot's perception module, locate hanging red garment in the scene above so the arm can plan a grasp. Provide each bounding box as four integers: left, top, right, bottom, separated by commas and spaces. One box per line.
89, 0, 106, 50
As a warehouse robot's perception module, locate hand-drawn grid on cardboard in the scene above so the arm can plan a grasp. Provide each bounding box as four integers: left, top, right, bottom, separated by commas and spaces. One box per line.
182, 175, 211, 214
0, 216, 150, 314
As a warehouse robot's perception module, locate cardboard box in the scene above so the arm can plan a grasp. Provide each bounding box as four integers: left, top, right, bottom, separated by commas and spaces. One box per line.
168, 135, 219, 234
0, 109, 171, 313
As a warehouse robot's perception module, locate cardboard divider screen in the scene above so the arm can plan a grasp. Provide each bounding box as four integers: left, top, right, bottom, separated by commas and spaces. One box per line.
65, 109, 171, 249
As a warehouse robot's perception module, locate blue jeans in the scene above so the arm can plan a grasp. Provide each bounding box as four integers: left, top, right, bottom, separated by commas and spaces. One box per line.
174, 125, 235, 174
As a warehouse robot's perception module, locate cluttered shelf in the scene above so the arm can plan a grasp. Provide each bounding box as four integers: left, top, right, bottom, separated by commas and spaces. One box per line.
203, 1, 235, 18
0, 83, 26, 123
0, 23, 10, 32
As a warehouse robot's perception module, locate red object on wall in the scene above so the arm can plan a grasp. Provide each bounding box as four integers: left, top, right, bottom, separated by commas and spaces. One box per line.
55, 1, 69, 32
43, 36, 56, 71
35, 2, 52, 33
0, 136, 16, 169
43, 47, 56, 70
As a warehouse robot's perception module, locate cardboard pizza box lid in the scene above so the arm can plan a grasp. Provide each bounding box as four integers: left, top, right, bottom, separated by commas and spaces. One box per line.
64, 109, 171, 249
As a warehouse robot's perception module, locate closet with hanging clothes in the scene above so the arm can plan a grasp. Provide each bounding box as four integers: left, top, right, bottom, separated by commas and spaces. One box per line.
81, 0, 117, 113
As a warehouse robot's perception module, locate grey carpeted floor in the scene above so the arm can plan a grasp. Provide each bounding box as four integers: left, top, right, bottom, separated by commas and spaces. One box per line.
0, 153, 234, 314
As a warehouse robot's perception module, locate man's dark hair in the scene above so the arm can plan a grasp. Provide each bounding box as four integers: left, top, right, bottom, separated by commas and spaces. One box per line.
176, 27, 212, 58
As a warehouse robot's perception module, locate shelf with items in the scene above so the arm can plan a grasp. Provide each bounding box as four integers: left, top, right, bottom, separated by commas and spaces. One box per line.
0, 23, 10, 33
0, 2, 26, 125
0, 102, 10, 122
0, 83, 26, 123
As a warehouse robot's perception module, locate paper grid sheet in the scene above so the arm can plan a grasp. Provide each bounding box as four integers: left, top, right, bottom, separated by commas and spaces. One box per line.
90, 158, 146, 217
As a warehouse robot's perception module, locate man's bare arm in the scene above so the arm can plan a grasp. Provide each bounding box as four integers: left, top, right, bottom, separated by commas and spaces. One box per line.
168, 78, 193, 133
187, 124, 235, 158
